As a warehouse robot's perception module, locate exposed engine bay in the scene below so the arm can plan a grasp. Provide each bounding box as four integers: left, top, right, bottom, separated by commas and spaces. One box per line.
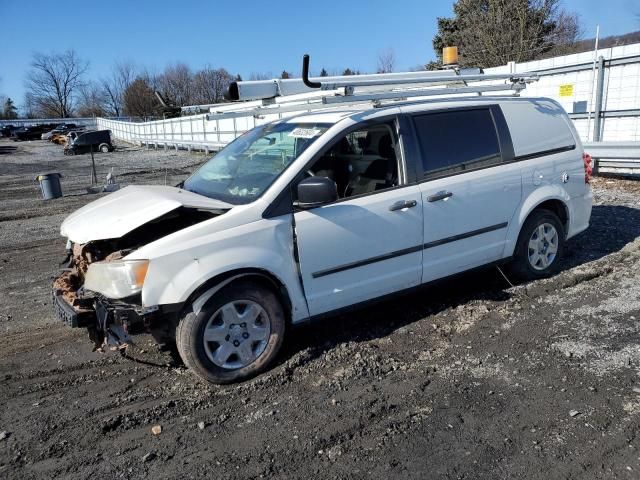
52, 207, 218, 350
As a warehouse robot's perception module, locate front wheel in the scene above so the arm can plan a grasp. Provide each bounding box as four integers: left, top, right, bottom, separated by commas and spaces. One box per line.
176, 281, 286, 384
510, 209, 565, 281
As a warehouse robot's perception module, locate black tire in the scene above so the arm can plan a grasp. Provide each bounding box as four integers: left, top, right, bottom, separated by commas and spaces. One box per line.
510, 209, 565, 281
99, 143, 110, 153
176, 281, 286, 384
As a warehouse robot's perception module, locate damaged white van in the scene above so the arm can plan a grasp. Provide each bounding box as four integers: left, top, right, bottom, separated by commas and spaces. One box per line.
53, 68, 592, 384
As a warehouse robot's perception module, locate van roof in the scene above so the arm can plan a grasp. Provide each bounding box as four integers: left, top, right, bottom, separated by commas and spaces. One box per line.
285, 96, 563, 125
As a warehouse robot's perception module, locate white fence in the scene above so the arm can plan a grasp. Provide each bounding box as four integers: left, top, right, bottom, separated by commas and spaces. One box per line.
97, 107, 291, 153
93, 43, 640, 153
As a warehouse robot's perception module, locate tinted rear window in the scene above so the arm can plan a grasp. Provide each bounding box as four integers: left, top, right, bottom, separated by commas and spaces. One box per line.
413, 108, 501, 177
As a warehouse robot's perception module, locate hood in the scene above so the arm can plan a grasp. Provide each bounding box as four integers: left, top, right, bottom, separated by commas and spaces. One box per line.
61, 185, 232, 243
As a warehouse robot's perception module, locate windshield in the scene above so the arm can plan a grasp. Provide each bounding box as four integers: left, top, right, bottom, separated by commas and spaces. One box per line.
183, 122, 330, 204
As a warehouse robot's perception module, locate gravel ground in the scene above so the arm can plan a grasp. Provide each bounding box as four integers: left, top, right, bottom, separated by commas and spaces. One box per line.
2, 138, 640, 479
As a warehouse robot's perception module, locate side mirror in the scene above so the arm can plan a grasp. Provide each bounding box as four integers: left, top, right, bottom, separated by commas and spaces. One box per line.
297, 176, 337, 208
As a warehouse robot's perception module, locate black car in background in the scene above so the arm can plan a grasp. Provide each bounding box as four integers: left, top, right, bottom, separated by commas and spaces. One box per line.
11, 126, 48, 141
64, 130, 114, 154
1, 125, 18, 138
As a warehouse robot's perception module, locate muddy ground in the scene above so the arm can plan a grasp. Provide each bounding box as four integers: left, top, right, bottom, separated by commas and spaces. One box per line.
2, 137, 640, 479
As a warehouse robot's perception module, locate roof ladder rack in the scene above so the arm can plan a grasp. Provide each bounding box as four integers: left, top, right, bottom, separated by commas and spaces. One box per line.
188, 54, 538, 121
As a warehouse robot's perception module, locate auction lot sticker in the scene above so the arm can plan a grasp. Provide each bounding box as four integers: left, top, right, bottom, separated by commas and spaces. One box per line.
289, 128, 321, 138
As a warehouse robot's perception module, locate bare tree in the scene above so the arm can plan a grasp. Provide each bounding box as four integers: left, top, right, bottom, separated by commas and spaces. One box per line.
21, 93, 37, 119
101, 61, 136, 117
123, 76, 157, 118
377, 48, 396, 73
77, 82, 107, 117
249, 72, 273, 81
157, 63, 193, 106
191, 66, 233, 104
25, 50, 88, 117
541, 11, 582, 57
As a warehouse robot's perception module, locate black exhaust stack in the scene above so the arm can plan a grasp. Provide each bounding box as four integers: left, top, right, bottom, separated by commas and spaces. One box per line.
302, 54, 321, 89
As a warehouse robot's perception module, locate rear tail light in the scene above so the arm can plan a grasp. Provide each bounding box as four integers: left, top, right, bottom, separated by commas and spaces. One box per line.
583, 152, 593, 184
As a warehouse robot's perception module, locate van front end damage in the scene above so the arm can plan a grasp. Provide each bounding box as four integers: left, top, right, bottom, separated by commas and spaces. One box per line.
51, 242, 178, 350
53, 200, 226, 349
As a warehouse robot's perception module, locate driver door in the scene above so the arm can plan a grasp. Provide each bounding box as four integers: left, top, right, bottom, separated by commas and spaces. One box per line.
293, 120, 424, 316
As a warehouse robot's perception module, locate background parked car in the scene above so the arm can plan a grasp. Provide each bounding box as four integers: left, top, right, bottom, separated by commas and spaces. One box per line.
1, 125, 18, 138
51, 133, 69, 145
42, 124, 82, 140
64, 129, 114, 154
11, 126, 47, 141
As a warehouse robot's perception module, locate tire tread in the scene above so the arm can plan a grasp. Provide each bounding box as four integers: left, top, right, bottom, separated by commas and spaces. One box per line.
175, 281, 285, 385
510, 208, 565, 281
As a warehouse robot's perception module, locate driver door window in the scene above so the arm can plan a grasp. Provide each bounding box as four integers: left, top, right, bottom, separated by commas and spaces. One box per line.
307, 123, 400, 200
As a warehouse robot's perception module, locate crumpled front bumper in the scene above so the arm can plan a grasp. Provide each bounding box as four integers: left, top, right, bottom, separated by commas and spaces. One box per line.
52, 276, 144, 348
51, 288, 95, 328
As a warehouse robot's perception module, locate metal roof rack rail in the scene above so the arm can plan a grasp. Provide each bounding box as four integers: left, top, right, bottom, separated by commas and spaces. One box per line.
183, 54, 538, 121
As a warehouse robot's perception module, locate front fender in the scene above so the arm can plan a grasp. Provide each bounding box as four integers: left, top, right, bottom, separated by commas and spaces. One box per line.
502, 185, 570, 257
140, 217, 310, 322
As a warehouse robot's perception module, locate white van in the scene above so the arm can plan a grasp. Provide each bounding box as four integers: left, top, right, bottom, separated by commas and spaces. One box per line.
53, 95, 592, 384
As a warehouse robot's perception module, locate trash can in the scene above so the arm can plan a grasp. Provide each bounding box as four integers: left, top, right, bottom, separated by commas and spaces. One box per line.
36, 173, 63, 200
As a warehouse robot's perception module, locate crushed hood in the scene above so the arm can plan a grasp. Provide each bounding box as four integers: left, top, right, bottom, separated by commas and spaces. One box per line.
61, 185, 232, 243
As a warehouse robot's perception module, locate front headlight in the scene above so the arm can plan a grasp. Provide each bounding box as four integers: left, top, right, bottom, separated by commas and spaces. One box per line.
84, 260, 149, 299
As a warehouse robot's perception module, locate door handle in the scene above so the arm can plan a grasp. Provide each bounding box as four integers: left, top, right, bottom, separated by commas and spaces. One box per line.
427, 190, 453, 202
389, 200, 418, 211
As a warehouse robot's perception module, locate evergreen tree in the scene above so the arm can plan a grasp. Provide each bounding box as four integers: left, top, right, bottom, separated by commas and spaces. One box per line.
3, 97, 18, 119
431, 0, 580, 68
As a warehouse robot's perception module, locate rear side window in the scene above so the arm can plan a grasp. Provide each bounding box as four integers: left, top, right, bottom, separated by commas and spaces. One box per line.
412, 108, 501, 177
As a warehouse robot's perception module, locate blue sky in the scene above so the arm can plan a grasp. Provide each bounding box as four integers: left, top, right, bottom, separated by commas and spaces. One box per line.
1, 0, 638, 107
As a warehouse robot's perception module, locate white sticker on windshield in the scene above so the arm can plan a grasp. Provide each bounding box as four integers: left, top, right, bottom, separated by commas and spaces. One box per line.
289, 128, 321, 139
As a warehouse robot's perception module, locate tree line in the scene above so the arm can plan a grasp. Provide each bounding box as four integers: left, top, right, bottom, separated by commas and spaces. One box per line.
12, 53, 372, 119
17, 52, 239, 119
10, 52, 372, 119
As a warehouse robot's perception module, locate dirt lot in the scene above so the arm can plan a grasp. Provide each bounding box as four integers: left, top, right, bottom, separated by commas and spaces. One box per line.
2, 138, 640, 479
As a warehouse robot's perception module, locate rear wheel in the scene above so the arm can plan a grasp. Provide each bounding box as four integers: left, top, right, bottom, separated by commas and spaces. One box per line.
510, 209, 565, 281
176, 281, 286, 384
99, 143, 110, 153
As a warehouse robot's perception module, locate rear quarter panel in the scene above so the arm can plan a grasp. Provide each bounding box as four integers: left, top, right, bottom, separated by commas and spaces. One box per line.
500, 99, 592, 255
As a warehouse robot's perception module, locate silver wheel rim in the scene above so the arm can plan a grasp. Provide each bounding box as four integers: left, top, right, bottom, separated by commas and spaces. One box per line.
203, 300, 270, 369
528, 222, 559, 271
